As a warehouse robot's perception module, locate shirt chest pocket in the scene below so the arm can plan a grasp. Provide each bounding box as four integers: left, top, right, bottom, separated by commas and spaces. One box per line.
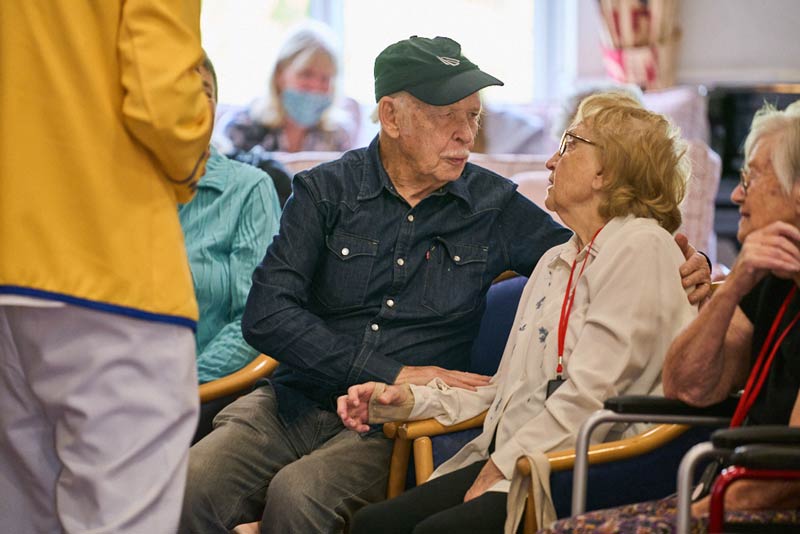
423, 237, 488, 316
312, 232, 379, 311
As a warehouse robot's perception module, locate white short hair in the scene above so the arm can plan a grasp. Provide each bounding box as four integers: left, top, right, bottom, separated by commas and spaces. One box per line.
744, 100, 800, 194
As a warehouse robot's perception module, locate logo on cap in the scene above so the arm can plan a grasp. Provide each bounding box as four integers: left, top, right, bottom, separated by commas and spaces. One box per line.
437, 56, 460, 66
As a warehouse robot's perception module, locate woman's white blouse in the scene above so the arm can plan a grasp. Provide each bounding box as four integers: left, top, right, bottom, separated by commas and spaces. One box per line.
407, 215, 698, 492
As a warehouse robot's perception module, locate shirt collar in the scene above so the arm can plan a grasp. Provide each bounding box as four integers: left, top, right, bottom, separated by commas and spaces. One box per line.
197, 145, 227, 192
357, 136, 393, 200
548, 215, 632, 268
357, 135, 474, 208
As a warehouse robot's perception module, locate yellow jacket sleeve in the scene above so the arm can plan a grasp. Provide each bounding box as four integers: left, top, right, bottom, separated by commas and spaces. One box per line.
117, 0, 212, 203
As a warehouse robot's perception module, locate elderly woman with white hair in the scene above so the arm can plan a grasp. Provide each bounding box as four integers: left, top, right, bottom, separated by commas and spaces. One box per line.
226, 21, 354, 153
337, 92, 700, 534
540, 100, 800, 534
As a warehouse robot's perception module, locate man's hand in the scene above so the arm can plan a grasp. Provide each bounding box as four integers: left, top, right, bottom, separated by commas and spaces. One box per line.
463, 459, 505, 502
675, 233, 712, 305
726, 221, 800, 300
336, 382, 410, 433
395, 365, 491, 390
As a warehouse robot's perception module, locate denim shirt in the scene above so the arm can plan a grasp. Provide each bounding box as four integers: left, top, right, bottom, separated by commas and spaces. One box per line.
242, 136, 571, 422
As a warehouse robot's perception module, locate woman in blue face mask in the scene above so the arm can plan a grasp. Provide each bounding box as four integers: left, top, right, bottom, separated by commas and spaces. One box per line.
225, 20, 355, 153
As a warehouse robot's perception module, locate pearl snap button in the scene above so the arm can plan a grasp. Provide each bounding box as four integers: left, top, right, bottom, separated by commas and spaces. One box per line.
371, 324, 379, 331
396, 258, 405, 266
407, 215, 415, 222
341, 248, 350, 256
386, 299, 395, 307
453, 255, 461, 262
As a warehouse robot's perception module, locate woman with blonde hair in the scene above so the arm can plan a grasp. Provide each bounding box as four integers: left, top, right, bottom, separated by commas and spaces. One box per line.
338, 92, 699, 533
226, 20, 354, 153
539, 100, 800, 534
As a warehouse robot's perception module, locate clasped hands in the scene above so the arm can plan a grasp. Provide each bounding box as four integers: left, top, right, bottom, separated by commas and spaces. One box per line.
336, 365, 490, 433
336, 365, 499, 501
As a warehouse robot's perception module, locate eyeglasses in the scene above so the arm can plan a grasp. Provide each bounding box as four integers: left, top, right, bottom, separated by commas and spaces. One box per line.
739, 168, 751, 195
559, 130, 598, 156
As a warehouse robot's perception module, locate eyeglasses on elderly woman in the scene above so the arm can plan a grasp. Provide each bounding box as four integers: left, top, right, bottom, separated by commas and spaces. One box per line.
739, 168, 751, 195
558, 130, 598, 156
738, 166, 775, 196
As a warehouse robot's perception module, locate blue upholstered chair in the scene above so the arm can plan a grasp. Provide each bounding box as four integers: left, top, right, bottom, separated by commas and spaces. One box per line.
383, 274, 527, 496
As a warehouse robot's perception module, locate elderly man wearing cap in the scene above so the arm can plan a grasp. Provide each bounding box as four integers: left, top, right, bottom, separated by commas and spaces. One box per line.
180, 36, 710, 534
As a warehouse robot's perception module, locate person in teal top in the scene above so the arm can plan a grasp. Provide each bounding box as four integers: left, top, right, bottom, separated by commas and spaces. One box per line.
180, 55, 281, 385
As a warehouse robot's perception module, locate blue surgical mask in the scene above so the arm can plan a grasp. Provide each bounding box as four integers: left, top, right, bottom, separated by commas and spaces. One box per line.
281, 88, 333, 128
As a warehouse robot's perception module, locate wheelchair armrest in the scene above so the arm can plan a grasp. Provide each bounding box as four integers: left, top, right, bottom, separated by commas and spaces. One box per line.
603, 395, 738, 418
729, 444, 800, 470
707, 441, 800, 533
711, 425, 800, 449
573, 399, 732, 517
396, 411, 487, 441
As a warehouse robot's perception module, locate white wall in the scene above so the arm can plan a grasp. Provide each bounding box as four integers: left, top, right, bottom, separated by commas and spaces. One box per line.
574, 1, 606, 82
678, 0, 800, 84
575, 0, 800, 86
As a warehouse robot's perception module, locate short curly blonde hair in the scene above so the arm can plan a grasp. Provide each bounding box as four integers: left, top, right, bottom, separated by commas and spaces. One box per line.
573, 91, 690, 233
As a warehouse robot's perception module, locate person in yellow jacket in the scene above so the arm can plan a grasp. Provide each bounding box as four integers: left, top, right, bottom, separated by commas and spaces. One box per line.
0, 2, 212, 533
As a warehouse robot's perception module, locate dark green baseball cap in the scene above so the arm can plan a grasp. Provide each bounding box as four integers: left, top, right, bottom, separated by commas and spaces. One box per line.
374, 36, 504, 106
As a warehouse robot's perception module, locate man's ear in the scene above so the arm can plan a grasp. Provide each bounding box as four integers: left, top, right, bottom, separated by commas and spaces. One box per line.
378, 97, 401, 139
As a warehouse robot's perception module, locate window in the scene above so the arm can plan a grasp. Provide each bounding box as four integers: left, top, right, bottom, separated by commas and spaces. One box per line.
200, 0, 311, 106
335, 0, 536, 104
201, 0, 576, 107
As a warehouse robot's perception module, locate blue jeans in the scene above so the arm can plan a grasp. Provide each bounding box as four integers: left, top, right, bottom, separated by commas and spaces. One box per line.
179, 384, 393, 534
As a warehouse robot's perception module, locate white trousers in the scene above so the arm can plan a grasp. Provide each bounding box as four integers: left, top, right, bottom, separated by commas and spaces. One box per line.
0, 304, 198, 534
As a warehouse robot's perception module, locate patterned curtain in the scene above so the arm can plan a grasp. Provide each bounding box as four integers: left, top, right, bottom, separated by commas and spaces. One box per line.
597, 0, 681, 90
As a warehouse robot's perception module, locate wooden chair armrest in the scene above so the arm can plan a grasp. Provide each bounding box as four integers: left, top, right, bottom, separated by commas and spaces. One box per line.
514, 424, 689, 534
397, 411, 487, 441
515, 423, 689, 475
384, 414, 487, 498
391, 411, 487, 486
198, 354, 279, 403
383, 421, 401, 439
386, 437, 412, 499
493, 270, 519, 283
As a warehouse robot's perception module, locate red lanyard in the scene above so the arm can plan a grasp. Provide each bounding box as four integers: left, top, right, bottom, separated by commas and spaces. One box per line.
556, 226, 605, 378
730, 285, 800, 427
